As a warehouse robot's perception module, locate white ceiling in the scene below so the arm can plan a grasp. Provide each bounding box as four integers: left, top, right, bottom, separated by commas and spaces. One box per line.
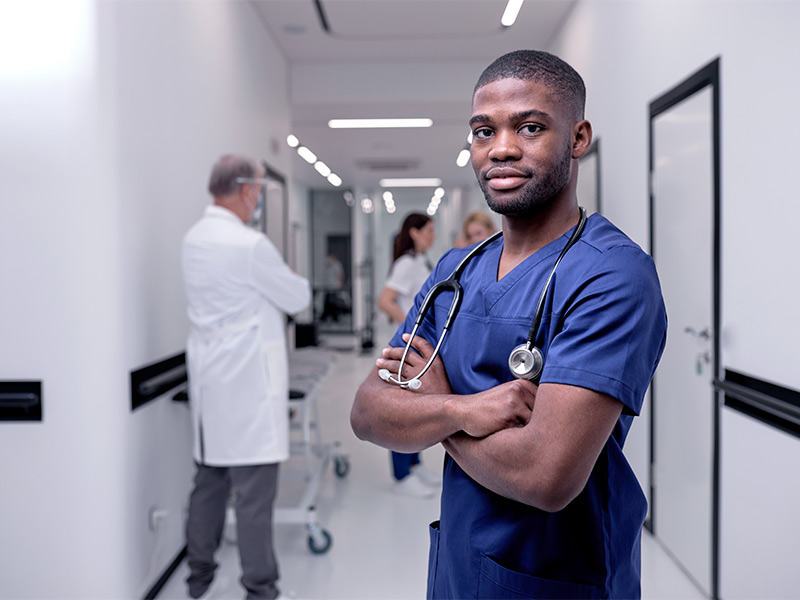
252, 0, 577, 191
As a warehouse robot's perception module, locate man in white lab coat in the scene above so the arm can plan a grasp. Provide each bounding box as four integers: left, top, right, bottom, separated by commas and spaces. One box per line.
182, 154, 311, 599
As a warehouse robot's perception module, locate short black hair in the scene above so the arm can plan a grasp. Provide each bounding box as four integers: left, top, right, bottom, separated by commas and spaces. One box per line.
474, 50, 586, 121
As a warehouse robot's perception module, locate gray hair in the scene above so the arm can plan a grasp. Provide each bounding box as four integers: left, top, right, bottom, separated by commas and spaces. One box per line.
207, 154, 261, 197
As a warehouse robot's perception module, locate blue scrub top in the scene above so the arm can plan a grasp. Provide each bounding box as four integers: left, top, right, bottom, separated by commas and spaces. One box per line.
390, 214, 667, 600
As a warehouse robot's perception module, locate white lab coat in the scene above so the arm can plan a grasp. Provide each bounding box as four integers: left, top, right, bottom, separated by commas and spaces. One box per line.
182, 205, 310, 466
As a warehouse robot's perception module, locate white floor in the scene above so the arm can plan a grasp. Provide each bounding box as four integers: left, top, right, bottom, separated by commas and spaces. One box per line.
158, 325, 706, 600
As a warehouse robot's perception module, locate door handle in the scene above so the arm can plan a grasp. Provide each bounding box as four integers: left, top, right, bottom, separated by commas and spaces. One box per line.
683, 326, 711, 340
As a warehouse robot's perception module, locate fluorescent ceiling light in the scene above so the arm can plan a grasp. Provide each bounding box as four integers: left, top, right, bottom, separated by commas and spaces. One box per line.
297, 146, 317, 164
379, 178, 442, 188
456, 149, 471, 167
286, 134, 300, 147
501, 0, 524, 27
328, 118, 433, 129
314, 161, 332, 177
327, 173, 342, 187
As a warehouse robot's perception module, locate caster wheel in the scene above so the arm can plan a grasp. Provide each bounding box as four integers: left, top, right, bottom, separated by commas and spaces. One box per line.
307, 528, 333, 554
334, 456, 350, 478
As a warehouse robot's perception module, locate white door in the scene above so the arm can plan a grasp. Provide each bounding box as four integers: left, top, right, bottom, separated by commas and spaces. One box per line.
651, 85, 715, 596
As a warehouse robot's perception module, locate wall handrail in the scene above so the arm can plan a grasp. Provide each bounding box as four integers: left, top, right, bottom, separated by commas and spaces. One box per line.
715, 371, 800, 437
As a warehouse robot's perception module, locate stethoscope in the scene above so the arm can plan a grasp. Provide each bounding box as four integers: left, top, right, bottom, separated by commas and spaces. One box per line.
379, 207, 588, 389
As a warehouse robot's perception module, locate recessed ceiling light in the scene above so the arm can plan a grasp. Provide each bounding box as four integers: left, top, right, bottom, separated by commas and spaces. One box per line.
501, 0, 525, 27
314, 161, 332, 177
286, 134, 300, 147
328, 118, 433, 129
456, 149, 471, 167
297, 146, 317, 164
379, 178, 442, 188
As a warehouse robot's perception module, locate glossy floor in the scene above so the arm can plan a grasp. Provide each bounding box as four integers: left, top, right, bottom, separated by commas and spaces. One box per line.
158, 328, 706, 600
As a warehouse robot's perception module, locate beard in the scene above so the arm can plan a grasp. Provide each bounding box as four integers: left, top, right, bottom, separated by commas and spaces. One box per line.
480, 144, 572, 218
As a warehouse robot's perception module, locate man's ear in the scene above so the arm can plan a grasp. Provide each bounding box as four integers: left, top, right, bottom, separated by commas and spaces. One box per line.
571, 120, 593, 159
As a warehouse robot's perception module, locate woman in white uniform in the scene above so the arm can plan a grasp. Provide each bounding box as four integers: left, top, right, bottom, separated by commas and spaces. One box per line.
182, 155, 311, 600
377, 213, 440, 497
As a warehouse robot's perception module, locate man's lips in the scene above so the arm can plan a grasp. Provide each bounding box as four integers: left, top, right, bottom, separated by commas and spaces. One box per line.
484, 167, 530, 191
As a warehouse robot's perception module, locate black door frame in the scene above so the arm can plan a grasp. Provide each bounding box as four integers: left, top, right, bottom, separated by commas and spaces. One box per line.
647, 57, 721, 599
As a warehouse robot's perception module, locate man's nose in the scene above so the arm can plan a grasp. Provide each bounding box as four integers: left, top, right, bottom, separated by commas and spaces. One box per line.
487, 130, 522, 161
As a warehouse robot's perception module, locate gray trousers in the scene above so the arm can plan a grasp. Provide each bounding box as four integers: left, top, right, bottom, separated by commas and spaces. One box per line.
186, 462, 280, 600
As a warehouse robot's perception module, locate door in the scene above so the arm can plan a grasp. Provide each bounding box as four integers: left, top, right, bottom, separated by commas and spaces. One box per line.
650, 59, 720, 598
257, 163, 288, 261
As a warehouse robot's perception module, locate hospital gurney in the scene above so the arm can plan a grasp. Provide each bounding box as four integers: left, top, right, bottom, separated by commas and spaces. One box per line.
223, 348, 349, 553
275, 347, 350, 554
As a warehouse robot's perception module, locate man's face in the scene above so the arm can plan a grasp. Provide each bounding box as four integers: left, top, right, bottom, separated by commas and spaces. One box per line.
469, 78, 575, 218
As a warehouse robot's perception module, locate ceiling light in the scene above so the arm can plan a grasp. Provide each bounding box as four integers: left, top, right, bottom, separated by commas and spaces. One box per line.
327, 173, 342, 187
286, 134, 300, 147
434, 187, 445, 198
314, 161, 331, 177
456, 148, 471, 167
379, 178, 442, 187
297, 146, 317, 164
467, 131, 474, 144
382, 191, 393, 202
501, 0, 525, 27
328, 118, 433, 129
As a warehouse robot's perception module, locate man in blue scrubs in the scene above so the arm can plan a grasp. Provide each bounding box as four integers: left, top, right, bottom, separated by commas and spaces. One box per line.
351, 50, 667, 599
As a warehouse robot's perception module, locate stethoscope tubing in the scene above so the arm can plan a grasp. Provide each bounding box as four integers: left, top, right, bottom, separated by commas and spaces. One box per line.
382, 231, 503, 388
524, 207, 588, 349
382, 208, 586, 388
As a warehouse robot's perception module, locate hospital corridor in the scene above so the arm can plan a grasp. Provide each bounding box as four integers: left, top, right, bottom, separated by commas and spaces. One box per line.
154, 324, 705, 600
3, 1, 800, 599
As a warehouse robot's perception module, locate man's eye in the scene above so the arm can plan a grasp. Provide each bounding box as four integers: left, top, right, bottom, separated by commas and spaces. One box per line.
520, 124, 543, 134
473, 128, 493, 139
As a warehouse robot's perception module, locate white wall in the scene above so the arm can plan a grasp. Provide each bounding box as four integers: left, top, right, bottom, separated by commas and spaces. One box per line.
0, 0, 295, 597
550, 1, 800, 597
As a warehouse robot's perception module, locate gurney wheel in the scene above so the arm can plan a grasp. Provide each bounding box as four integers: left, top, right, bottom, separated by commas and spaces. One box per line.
307, 528, 333, 554
334, 456, 350, 478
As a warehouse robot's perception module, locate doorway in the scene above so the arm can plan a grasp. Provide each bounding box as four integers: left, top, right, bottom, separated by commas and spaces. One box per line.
649, 58, 721, 599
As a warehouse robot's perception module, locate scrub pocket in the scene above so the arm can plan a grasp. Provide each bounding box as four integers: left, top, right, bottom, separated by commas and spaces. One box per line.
426, 521, 440, 600
477, 554, 603, 599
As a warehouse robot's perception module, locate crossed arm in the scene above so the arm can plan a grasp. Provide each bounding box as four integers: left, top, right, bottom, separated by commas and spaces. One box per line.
350, 334, 623, 512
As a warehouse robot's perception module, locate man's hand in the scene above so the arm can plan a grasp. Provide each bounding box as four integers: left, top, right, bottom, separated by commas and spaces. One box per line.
376, 333, 453, 395
375, 333, 536, 438
446, 379, 536, 438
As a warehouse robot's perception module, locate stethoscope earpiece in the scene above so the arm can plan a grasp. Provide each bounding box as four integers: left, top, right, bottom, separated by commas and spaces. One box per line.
379, 368, 421, 390
508, 344, 544, 381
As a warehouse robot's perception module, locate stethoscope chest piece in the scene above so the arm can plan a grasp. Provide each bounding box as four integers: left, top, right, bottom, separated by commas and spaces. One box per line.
508, 343, 543, 381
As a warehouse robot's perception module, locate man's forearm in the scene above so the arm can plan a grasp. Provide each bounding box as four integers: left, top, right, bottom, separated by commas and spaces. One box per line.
442, 428, 547, 508
351, 371, 463, 453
